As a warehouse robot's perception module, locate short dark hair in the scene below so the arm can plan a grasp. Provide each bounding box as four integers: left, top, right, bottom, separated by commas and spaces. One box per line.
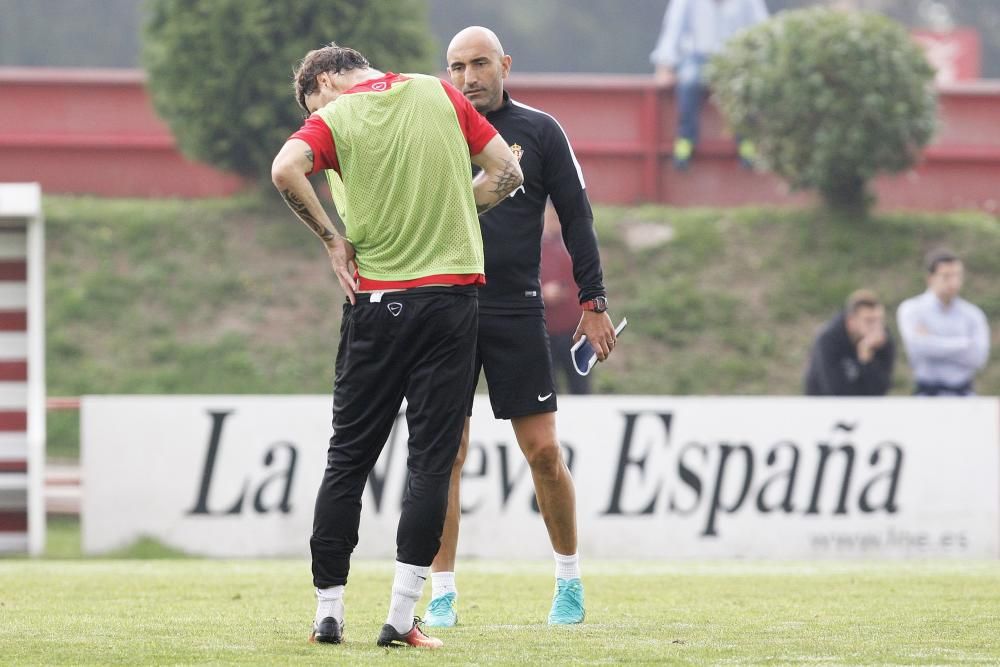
924, 248, 960, 274
845, 288, 881, 314
293, 43, 370, 112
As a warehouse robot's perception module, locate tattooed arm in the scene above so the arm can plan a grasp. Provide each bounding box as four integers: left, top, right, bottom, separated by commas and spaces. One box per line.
470, 134, 524, 215
271, 138, 357, 303
271, 139, 338, 241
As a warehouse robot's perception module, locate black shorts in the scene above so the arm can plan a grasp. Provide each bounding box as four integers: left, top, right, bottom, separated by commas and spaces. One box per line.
470, 311, 557, 420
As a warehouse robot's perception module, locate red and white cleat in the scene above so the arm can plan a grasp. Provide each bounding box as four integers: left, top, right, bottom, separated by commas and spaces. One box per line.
376, 617, 443, 649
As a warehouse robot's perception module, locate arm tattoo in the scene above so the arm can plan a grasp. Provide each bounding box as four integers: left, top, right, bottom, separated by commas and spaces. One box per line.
489, 158, 521, 199
304, 148, 314, 165
477, 159, 523, 215
279, 188, 336, 243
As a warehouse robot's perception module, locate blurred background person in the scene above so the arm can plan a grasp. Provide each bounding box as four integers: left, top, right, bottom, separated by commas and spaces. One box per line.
804, 288, 895, 396
897, 249, 990, 396
650, 0, 770, 169
541, 203, 592, 395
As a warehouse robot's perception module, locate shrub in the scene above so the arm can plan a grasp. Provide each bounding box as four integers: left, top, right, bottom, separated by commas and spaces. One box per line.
142, 0, 435, 182
707, 8, 937, 211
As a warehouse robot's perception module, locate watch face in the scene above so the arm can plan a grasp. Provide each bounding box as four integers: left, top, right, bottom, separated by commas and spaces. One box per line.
593, 297, 608, 313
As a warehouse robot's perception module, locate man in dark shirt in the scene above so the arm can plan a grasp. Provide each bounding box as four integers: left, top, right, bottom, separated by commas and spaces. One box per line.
805, 289, 895, 396
424, 26, 618, 627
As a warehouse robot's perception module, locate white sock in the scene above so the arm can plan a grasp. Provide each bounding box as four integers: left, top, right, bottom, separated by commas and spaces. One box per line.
431, 571, 457, 600
314, 585, 345, 624
386, 561, 429, 633
554, 551, 580, 580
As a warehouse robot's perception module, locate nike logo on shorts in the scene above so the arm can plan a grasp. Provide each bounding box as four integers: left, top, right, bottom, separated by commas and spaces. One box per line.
537, 393, 553, 401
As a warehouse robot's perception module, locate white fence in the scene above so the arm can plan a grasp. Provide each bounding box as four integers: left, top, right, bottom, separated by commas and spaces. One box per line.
81, 395, 1000, 559
0, 183, 45, 556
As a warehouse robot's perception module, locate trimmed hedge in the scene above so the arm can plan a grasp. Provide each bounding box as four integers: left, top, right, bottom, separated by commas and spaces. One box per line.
708, 8, 937, 211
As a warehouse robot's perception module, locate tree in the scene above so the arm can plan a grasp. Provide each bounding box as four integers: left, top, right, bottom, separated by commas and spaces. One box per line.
707, 7, 937, 212
142, 0, 435, 181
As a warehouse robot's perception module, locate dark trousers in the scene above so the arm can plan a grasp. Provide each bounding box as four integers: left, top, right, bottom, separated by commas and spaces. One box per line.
676, 54, 709, 143
311, 286, 478, 588
914, 380, 973, 397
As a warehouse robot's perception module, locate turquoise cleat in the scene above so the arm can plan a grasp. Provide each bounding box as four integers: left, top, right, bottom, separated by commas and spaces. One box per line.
423, 592, 458, 628
547, 578, 585, 625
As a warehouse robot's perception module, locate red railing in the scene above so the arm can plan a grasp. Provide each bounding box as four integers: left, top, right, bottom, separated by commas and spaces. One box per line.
2, 67, 999, 211
45, 397, 81, 514
46, 396, 81, 411
506, 74, 1000, 211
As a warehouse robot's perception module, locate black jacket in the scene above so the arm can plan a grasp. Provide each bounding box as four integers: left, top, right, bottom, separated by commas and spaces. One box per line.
804, 311, 895, 396
477, 92, 605, 314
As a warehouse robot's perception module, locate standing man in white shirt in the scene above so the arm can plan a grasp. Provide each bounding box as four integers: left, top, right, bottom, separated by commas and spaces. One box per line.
897, 249, 990, 396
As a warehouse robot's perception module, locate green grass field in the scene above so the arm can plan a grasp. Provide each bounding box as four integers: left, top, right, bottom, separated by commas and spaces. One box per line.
3, 553, 999, 665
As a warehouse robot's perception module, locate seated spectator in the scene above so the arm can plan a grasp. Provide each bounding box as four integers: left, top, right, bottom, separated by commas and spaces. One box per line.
650, 0, 770, 170
897, 249, 990, 396
804, 289, 895, 396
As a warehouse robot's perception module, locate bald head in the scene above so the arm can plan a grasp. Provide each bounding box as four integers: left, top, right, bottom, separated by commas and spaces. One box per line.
446, 26, 511, 114
447, 26, 504, 60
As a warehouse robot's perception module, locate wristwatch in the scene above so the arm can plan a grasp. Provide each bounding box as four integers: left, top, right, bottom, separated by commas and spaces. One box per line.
581, 296, 608, 313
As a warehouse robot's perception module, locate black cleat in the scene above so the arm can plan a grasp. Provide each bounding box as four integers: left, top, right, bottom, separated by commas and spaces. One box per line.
376, 617, 443, 648
309, 616, 344, 644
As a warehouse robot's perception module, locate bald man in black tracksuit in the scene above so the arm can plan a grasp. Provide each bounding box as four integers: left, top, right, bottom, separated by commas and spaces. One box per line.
423, 26, 618, 627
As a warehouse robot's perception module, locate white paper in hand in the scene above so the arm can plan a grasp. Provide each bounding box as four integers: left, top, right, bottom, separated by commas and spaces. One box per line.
571, 317, 628, 376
